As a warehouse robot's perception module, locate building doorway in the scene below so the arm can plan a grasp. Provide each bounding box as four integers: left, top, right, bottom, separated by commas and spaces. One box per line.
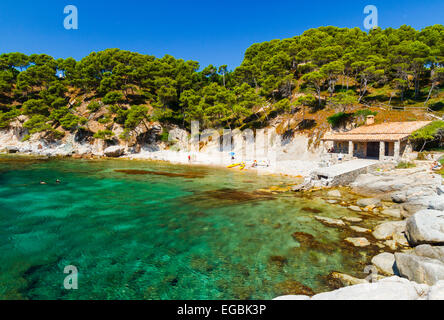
367, 142, 379, 158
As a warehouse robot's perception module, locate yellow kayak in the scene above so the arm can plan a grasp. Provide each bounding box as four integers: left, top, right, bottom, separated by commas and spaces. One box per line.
227, 162, 246, 169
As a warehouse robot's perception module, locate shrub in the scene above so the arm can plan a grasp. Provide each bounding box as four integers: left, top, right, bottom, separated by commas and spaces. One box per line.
119, 128, 131, 141
416, 152, 429, 160
327, 112, 353, 128
60, 113, 82, 130
98, 114, 112, 124
23, 115, 51, 134
396, 161, 416, 169
159, 130, 170, 143
48, 129, 65, 140
0, 108, 20, 128
87, 101, 101, 113
22, 99, 49, 116
102, 91, 124, 105
51, 97, 67, 109
49, 107, 69, 122
354, 109, 377, 117
410, 121, 444, 152
93, 130, 114, 140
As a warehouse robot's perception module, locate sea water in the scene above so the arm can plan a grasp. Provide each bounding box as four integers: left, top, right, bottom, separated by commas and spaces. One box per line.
0, 156, 381, 300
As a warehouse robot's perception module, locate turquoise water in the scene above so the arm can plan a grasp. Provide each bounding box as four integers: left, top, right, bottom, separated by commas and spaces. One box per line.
0, 156, 381, 300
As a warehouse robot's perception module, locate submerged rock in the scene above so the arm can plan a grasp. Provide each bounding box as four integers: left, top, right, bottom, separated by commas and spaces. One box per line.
345, 237, 370, 247
348, 205, 362, 212
291, 232, 336, 252
274, 280, 315, 296
269, 256, 288, 266
349, 226, 371, 233
373, 220, 406, 240
291, 232, 314, 243
327, 190, 341, 197
301, 207, 322, 214
314, 216, 345, 227
357, 198, 381, 207
342, 216, 363, 223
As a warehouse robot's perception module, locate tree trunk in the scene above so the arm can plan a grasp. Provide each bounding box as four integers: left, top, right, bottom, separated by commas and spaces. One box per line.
389, 92, 394, 106
420, 140, 428, 153
414, 76, 420, 99
424, 83, 436, 106
358, 79, 368, 103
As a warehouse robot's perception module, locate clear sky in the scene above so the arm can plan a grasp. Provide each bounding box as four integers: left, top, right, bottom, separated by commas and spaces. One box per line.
0, 0, 443, 70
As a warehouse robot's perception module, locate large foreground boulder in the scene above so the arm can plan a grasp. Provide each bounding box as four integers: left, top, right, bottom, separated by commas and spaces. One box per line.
274, 277, 437, 300
104, 146, 125, 158
406, 209, 444, 245
395, 252, 444, 286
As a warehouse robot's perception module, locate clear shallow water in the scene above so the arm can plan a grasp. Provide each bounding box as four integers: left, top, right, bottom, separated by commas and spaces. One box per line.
0, 156, 382, 300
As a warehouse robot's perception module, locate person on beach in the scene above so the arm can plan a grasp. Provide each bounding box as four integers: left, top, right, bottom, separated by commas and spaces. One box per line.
188, 155, 191, 162
338, 153, 344, 162
431, 161, 442, 171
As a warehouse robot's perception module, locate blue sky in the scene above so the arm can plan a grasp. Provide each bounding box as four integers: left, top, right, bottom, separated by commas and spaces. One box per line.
0, 0, 442, 69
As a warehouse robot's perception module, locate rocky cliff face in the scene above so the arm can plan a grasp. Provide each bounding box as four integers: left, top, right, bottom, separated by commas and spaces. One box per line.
0, 115, 163, 157
0, 119, 323, 164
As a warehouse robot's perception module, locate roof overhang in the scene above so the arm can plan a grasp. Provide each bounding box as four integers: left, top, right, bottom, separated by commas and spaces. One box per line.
321, 133, 410, 142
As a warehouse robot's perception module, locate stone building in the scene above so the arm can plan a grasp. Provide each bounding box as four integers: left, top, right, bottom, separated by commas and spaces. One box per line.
321, 118, 431, 161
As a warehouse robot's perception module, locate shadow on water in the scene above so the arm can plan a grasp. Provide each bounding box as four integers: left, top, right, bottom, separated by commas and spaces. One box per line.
115, 169, 206, 179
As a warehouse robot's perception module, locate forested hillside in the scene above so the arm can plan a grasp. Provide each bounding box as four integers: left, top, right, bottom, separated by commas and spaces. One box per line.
0, 25, 443, 145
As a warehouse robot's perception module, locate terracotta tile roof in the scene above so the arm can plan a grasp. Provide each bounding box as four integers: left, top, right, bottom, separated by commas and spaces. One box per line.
322, 121, 431, 142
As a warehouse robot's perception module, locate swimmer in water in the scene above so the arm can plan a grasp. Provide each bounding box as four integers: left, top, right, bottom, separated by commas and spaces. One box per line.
40, 181, 47, 185
56, 179, 61, 184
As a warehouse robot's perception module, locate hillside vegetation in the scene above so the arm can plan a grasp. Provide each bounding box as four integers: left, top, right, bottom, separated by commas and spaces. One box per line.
0, 25, 443, 147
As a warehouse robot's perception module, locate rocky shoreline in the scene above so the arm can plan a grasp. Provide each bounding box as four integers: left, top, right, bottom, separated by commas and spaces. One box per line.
276, 163, 444, 300
2, 128, 444, 300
